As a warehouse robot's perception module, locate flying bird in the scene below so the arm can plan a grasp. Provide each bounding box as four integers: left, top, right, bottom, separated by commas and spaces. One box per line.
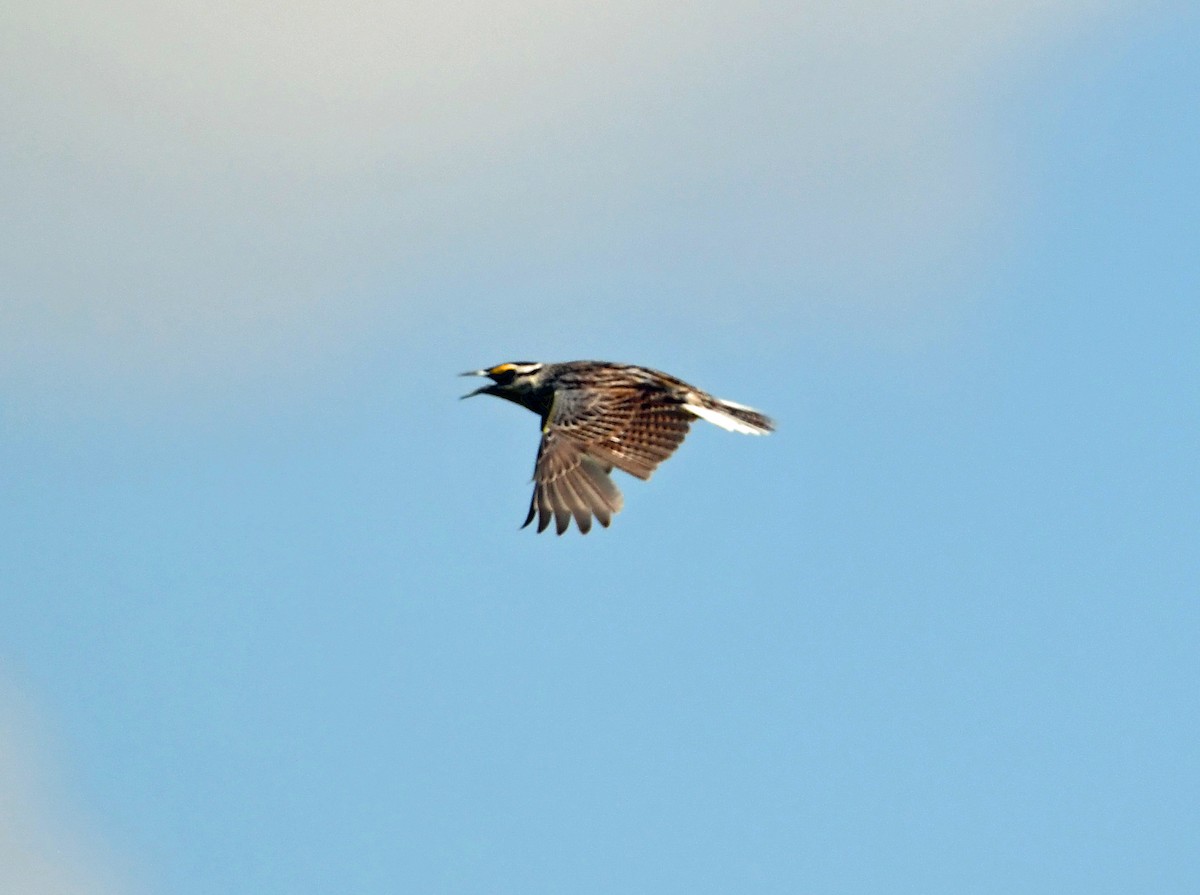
462, 361, 774, 534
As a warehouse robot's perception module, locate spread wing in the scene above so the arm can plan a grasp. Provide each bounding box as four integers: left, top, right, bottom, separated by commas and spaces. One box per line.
523, 385, 693, 534
522, 432, 623, 534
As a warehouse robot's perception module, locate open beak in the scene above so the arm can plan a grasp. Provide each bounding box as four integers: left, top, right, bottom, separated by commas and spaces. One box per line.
459, 369, 491, 399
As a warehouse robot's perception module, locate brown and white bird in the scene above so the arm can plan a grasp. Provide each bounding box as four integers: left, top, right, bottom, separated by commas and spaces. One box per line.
462, 361, 774, 534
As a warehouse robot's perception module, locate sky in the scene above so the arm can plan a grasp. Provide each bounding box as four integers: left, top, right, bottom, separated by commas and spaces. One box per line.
0, 1, 1197, 893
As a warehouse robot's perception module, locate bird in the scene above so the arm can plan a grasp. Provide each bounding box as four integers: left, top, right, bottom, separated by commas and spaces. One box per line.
461, 360, 774, 534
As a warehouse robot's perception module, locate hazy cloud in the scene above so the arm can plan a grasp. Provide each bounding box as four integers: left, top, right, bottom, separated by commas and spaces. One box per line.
0, 681, 128, 895
0, 0, 1131, 391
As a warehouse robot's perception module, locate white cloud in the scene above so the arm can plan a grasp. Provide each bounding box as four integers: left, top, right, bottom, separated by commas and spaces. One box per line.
0, 0, 1133, 394
0, 681, 130, 895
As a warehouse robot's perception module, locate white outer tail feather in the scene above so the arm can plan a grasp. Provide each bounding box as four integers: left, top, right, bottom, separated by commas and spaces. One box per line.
683, 399, 771, 435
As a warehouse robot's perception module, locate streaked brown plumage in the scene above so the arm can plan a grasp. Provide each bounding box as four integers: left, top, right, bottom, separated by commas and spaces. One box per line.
462, 361, 774, 534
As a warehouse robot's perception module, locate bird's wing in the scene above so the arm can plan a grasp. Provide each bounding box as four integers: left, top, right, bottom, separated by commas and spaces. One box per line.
548, 384, 694, 480
523, 431, 623, 534
523, 385, 693, 534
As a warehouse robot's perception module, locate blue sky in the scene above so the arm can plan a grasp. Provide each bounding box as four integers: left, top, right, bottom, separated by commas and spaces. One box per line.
1, 2, 1197, 893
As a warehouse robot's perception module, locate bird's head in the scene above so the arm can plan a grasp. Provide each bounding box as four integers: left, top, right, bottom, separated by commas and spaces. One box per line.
459, 362, 544, 399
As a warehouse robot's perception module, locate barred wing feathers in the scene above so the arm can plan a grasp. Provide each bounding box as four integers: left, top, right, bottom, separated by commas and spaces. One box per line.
522, 432, 623, 534
522, 384, 693, 534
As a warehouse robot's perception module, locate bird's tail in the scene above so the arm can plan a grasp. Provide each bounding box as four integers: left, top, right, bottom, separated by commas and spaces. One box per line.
684, 395, 775, 435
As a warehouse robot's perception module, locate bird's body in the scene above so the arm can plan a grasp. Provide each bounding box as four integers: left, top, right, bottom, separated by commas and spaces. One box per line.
462, 360, 774, 534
